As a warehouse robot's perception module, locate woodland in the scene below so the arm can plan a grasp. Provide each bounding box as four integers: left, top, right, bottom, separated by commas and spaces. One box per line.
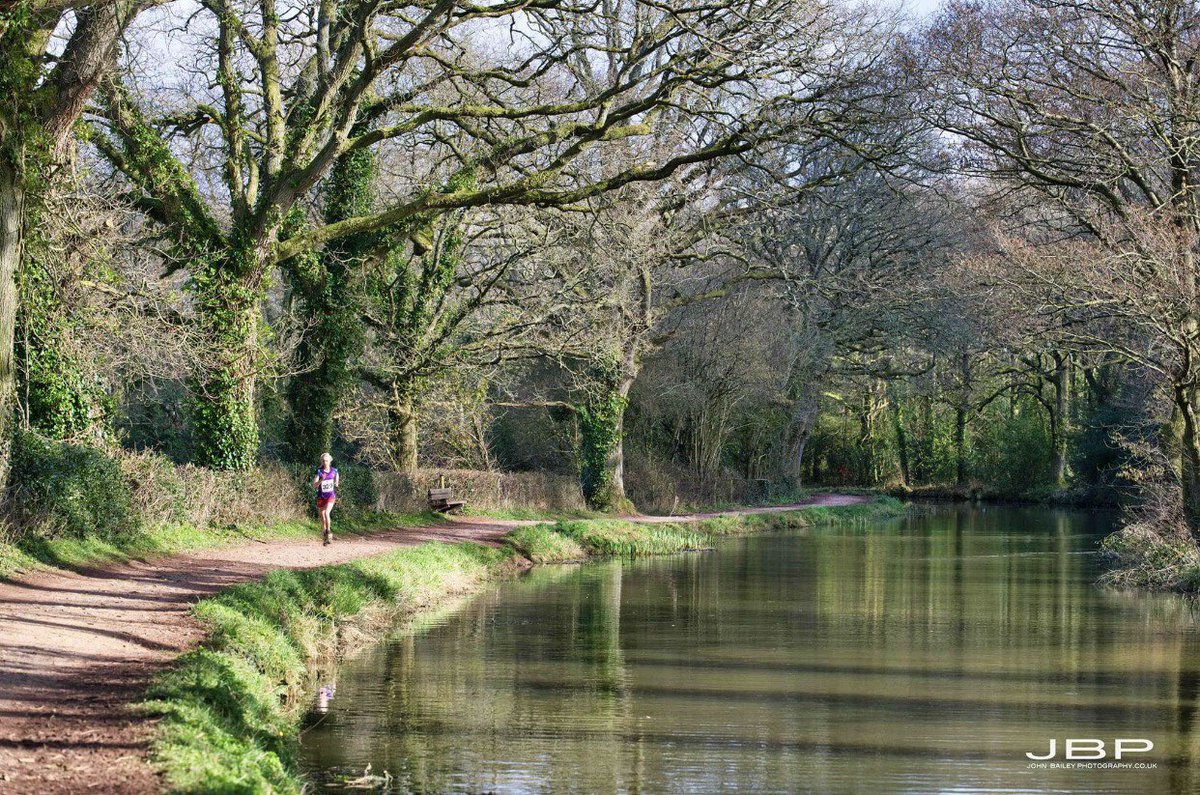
2, 0, 1198, 585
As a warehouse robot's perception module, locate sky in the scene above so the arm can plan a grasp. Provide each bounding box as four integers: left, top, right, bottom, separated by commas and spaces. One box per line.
900, 0, 944, 20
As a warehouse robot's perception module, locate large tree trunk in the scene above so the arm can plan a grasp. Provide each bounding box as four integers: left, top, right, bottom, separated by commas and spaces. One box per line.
915, 394, 934, 483
284, 145, 373, 463
889, 388, 910, 488
786, 398, 819, 485
954, 352, 972, 487
954, 405, 968, 486
1050, 352, 1071, 488
285, 298, 361, 464
287, 333, 337, 465
0, 154, 22, 482
190, 253, 265, 470
578, 356, 637, 512
1174, 383, 1200, 541
858, 391, 875, 485
387, 386, 419, 472
0, 2, 139, 473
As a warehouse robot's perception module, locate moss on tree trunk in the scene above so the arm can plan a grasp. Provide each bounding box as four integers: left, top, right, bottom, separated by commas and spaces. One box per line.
387, 388, 419, 472
189, 248, 265, 470
578, 361, 636, 512
0, 152, 21, 479
285, 146, 374, 464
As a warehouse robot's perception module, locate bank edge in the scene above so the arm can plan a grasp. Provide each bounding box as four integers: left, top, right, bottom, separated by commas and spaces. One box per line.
143, 497, 905, 794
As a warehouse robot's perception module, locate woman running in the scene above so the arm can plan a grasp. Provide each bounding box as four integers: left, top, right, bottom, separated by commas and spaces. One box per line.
312, 453, 339, 545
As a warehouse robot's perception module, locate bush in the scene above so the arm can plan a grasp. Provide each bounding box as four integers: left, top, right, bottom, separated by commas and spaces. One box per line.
119, 448, 193, 526
971, 409, 1053, 496
9, 431, 137, 538
332, 463, 378, 514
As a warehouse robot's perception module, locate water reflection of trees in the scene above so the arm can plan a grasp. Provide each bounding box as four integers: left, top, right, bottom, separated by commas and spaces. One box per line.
304, 509, 1200, 794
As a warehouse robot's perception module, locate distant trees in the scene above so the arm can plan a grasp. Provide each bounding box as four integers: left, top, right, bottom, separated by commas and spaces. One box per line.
0, 0, 1175, 549
923, 0, 1200, 535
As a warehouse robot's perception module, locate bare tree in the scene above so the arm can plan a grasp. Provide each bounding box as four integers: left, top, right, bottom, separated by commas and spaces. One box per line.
923, 0, 1200, 536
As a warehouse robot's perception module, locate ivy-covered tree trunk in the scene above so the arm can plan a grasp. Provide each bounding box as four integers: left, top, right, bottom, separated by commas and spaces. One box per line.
17, 261, 97, 438
285, 275, 364, 463
189, 248, 266, 470
954, 351, 972, 487
0, 151, 22, 478
858, 391, 876, 485
1049, 352, 1071, 488
285, 146, 374, 463
954, 405, 968, 487
0, 1, 146, 470
286, 328, 337, 464
888, 386, 910, 487
1173, 381, 1200, 543
387, 385, 419, 472
15, 192, 109, 439
578, 356, 637, 512
361, 206, 471, 473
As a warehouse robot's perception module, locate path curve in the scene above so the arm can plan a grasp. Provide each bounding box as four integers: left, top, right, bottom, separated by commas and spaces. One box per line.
0, 494, 869, 793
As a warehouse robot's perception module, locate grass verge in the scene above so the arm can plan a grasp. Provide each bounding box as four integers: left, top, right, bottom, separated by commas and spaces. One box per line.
144, 496, 903, 794
505, 497, 906, 562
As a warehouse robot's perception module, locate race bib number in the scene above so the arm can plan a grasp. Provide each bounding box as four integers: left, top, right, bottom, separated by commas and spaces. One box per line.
320, 479, 335, 493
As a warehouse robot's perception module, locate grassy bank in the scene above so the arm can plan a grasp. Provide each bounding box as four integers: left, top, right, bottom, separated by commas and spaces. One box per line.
143, 542, 514, 793
143, 497, 903, 794
1098, 515, 1200, 592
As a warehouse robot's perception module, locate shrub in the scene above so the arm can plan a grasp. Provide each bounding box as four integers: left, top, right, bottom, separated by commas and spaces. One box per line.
119, 448, 192, 526
971, 409, 1053, 496
331, 463, 378, 514
9, 431, 137, 538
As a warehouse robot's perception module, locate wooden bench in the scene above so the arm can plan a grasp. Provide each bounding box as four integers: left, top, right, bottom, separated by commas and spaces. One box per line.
427, 487, 466, 513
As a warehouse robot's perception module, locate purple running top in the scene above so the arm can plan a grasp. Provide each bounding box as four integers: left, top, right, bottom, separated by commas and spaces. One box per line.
315, 467, 338, 501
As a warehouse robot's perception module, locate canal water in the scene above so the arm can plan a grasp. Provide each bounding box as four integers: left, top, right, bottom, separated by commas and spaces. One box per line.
299, 506, 1200, 794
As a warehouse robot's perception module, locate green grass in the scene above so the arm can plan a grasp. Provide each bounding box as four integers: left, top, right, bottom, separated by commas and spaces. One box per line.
0, 510, 445, 580
551, 519, 708, 556
143, 541, 510, 795
503, 523, 587, 562
143, 495, 905, 794
514, 497, 907, 561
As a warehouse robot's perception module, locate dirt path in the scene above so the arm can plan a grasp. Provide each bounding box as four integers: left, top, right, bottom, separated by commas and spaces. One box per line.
0, 495, 868, 793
